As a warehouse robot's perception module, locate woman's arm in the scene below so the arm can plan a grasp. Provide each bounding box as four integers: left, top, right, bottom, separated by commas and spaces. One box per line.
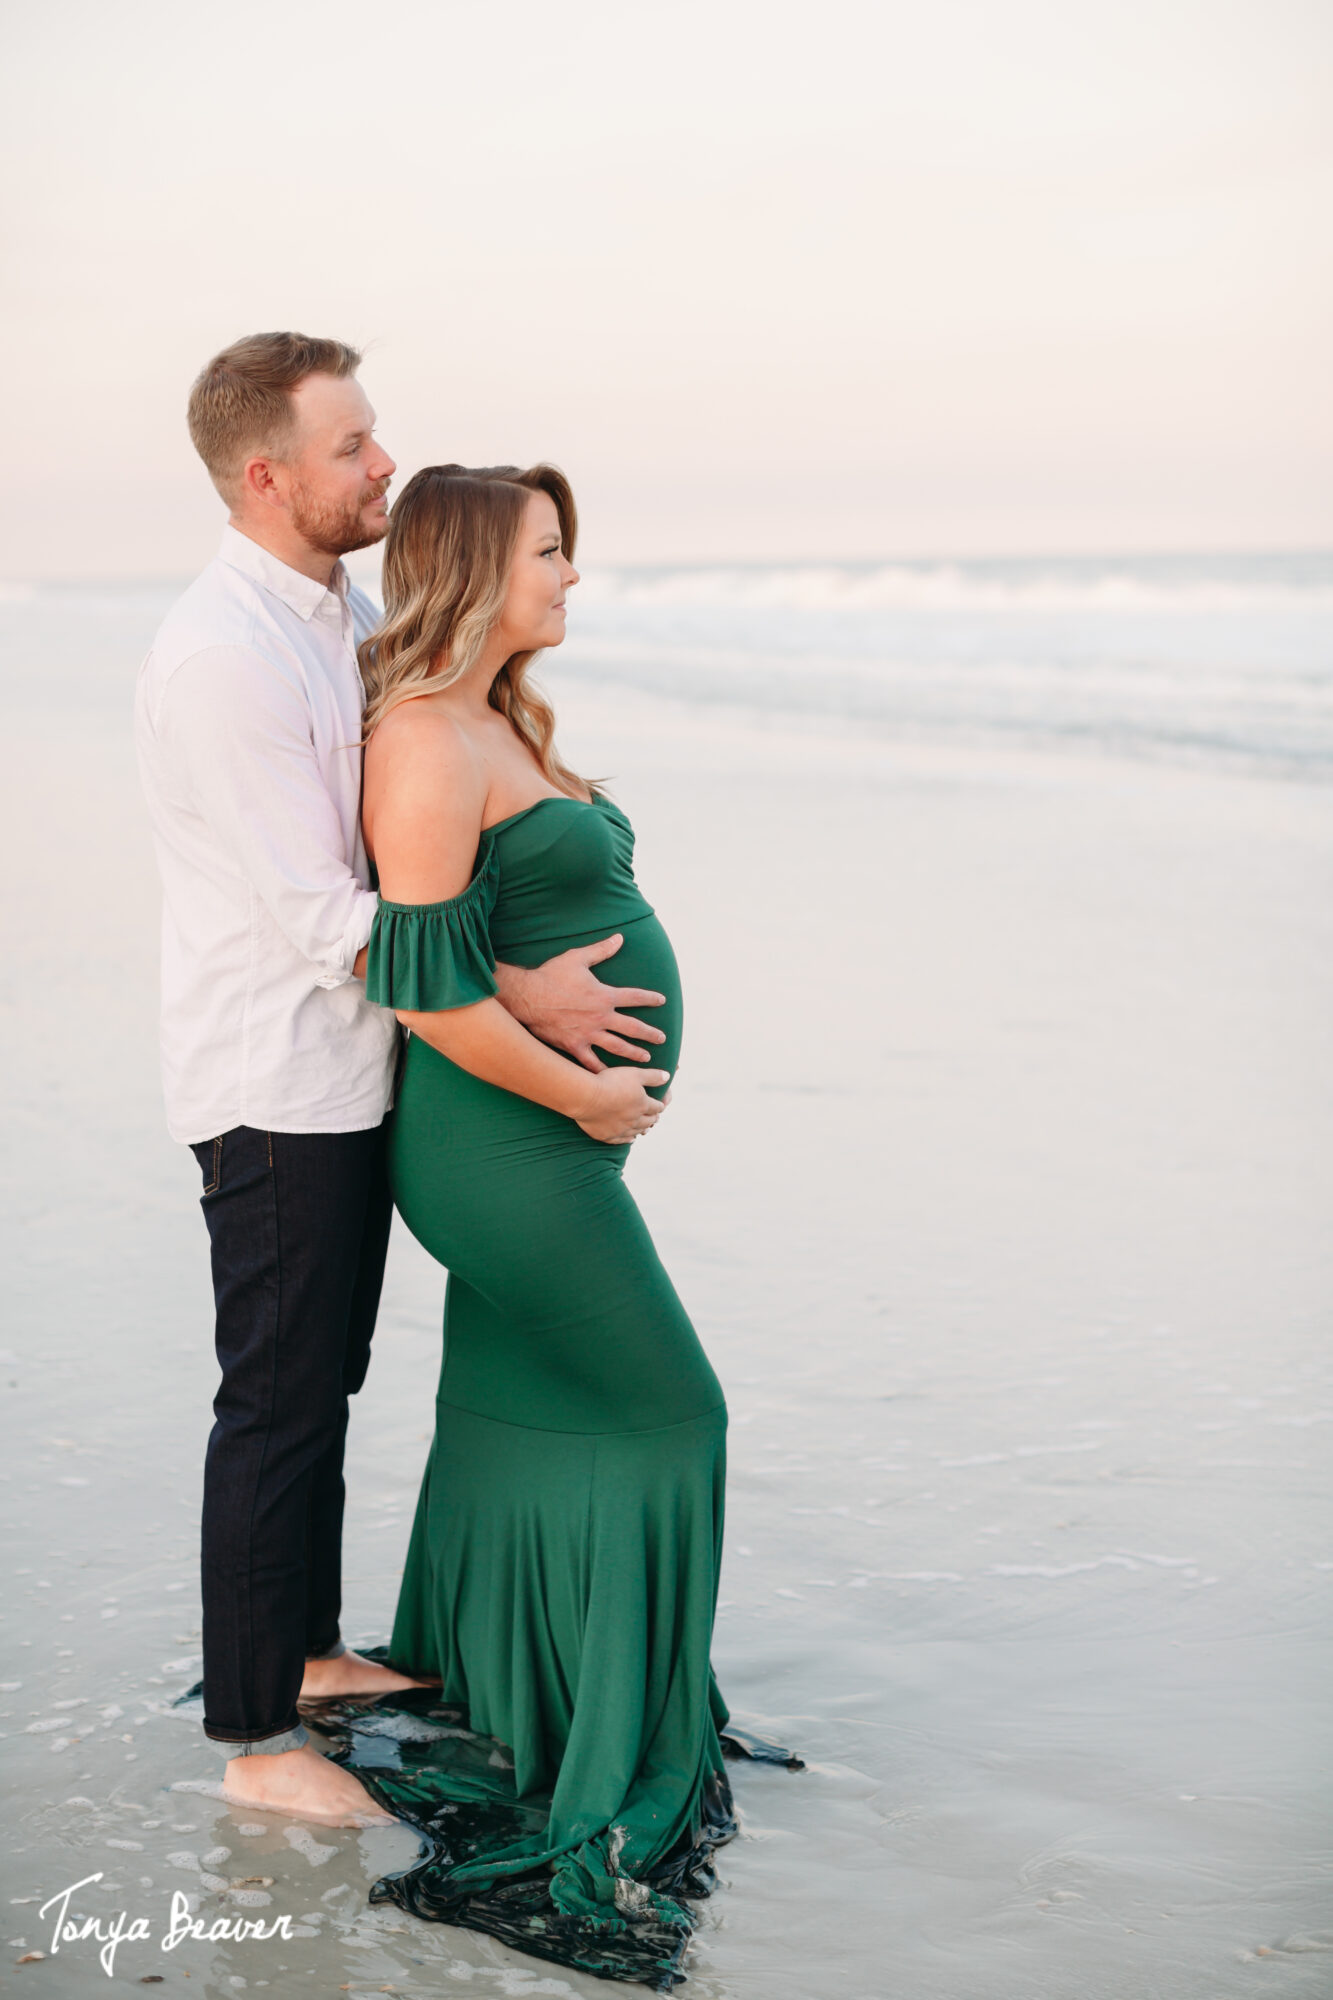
399, 995, 668, 1141
363, 698, 491, 902
363, 706, 668, 1142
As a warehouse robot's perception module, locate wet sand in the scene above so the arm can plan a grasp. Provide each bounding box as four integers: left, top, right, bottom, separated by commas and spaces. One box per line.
2, 674, 1331, 1996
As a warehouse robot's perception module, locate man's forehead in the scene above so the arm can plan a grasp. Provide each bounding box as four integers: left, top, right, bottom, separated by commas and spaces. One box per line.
291, 371, 373, 432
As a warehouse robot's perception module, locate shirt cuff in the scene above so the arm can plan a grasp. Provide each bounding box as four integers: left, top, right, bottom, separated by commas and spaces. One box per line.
312, 889, 379, 990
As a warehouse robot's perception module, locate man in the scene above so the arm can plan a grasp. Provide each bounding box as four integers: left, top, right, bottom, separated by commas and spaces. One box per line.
135, 331, 668, 1823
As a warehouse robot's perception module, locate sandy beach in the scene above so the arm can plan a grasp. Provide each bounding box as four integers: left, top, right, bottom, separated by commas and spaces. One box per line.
2, 602, 1331, 1997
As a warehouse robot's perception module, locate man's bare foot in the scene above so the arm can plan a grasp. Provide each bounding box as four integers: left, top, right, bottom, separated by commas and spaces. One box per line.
220, 1742, 393, 1827
299, 1648, 435, 1703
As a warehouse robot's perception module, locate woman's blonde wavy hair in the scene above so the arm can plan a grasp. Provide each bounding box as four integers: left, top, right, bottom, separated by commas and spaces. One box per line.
359, 462, 591, 797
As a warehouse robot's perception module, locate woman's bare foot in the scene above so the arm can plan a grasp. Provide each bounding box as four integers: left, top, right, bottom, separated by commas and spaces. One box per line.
299, 1648, 435, 1702
220, 1742, 393, 1827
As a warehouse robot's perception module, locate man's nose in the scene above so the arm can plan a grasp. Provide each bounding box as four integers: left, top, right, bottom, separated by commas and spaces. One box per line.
371, 445, 397, 480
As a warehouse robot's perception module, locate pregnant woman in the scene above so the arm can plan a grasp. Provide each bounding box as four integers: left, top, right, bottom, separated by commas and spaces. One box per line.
346, 464, 795, 1989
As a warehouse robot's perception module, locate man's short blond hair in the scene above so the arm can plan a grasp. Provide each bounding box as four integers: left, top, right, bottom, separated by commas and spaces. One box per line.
187, 331, 362, 504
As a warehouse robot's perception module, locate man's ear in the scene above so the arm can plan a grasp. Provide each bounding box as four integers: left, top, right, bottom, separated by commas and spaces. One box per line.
240, 454, 286, 511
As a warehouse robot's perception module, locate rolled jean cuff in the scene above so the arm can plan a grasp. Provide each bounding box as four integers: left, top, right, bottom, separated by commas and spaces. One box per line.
305, 1638, 346, 1661
211, 1722, 309, 1760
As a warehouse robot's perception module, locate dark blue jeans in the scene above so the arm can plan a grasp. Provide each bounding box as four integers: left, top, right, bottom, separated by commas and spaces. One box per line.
189, 1123, 393, 1751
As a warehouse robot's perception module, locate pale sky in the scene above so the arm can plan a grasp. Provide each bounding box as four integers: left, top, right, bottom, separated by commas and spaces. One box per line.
3, 0, 1330, 576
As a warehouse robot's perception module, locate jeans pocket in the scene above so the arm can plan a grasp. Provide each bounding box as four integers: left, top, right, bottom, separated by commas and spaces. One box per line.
192, 1134, 223, 1197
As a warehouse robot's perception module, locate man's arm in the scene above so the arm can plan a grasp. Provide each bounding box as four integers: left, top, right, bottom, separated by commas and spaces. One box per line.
495, 936, 668, 1073
160, 646, 375, 985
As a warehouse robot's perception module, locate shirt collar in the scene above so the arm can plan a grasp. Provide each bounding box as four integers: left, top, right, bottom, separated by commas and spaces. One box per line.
218, 523, 349, 623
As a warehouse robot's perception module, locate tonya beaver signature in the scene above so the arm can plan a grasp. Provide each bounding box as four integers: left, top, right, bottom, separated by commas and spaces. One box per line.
39, 1871, 295, 1977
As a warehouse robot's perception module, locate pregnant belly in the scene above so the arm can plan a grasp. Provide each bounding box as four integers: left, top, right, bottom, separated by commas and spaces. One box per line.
497, 910, 682, 1094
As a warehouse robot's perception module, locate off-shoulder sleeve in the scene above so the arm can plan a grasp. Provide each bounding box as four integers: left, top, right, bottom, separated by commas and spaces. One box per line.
365, 842, 500, 1012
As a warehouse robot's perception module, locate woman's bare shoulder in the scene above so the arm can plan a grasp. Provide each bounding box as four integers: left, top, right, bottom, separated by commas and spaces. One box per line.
362, 697, 489, 880
366, 696, 486, 798
367, 692, 476, 763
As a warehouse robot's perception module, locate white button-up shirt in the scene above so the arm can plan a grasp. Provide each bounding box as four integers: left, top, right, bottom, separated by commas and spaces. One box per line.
135, 525, 400, 1145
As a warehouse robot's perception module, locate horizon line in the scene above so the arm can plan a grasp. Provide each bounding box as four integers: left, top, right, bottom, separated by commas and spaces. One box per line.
4, 543, 1333, 594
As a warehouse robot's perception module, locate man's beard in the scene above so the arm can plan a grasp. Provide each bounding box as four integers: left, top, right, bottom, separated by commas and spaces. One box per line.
288, 478, 389, 558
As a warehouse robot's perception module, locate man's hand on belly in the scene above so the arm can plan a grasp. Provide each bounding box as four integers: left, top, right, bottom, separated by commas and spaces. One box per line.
494, 935, 667, 1073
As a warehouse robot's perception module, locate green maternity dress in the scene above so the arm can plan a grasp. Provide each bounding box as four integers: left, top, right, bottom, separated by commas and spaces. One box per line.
335, 794, 797, 1991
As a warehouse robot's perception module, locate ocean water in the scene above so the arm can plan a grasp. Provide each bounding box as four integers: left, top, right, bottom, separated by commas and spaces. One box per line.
1, 554, 1330, 1996
561, 550, 1333, 781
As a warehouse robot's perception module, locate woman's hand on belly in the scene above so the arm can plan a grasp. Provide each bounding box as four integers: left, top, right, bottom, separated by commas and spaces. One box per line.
571, 1064, 673, 1144
398, 994, 670, 1143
